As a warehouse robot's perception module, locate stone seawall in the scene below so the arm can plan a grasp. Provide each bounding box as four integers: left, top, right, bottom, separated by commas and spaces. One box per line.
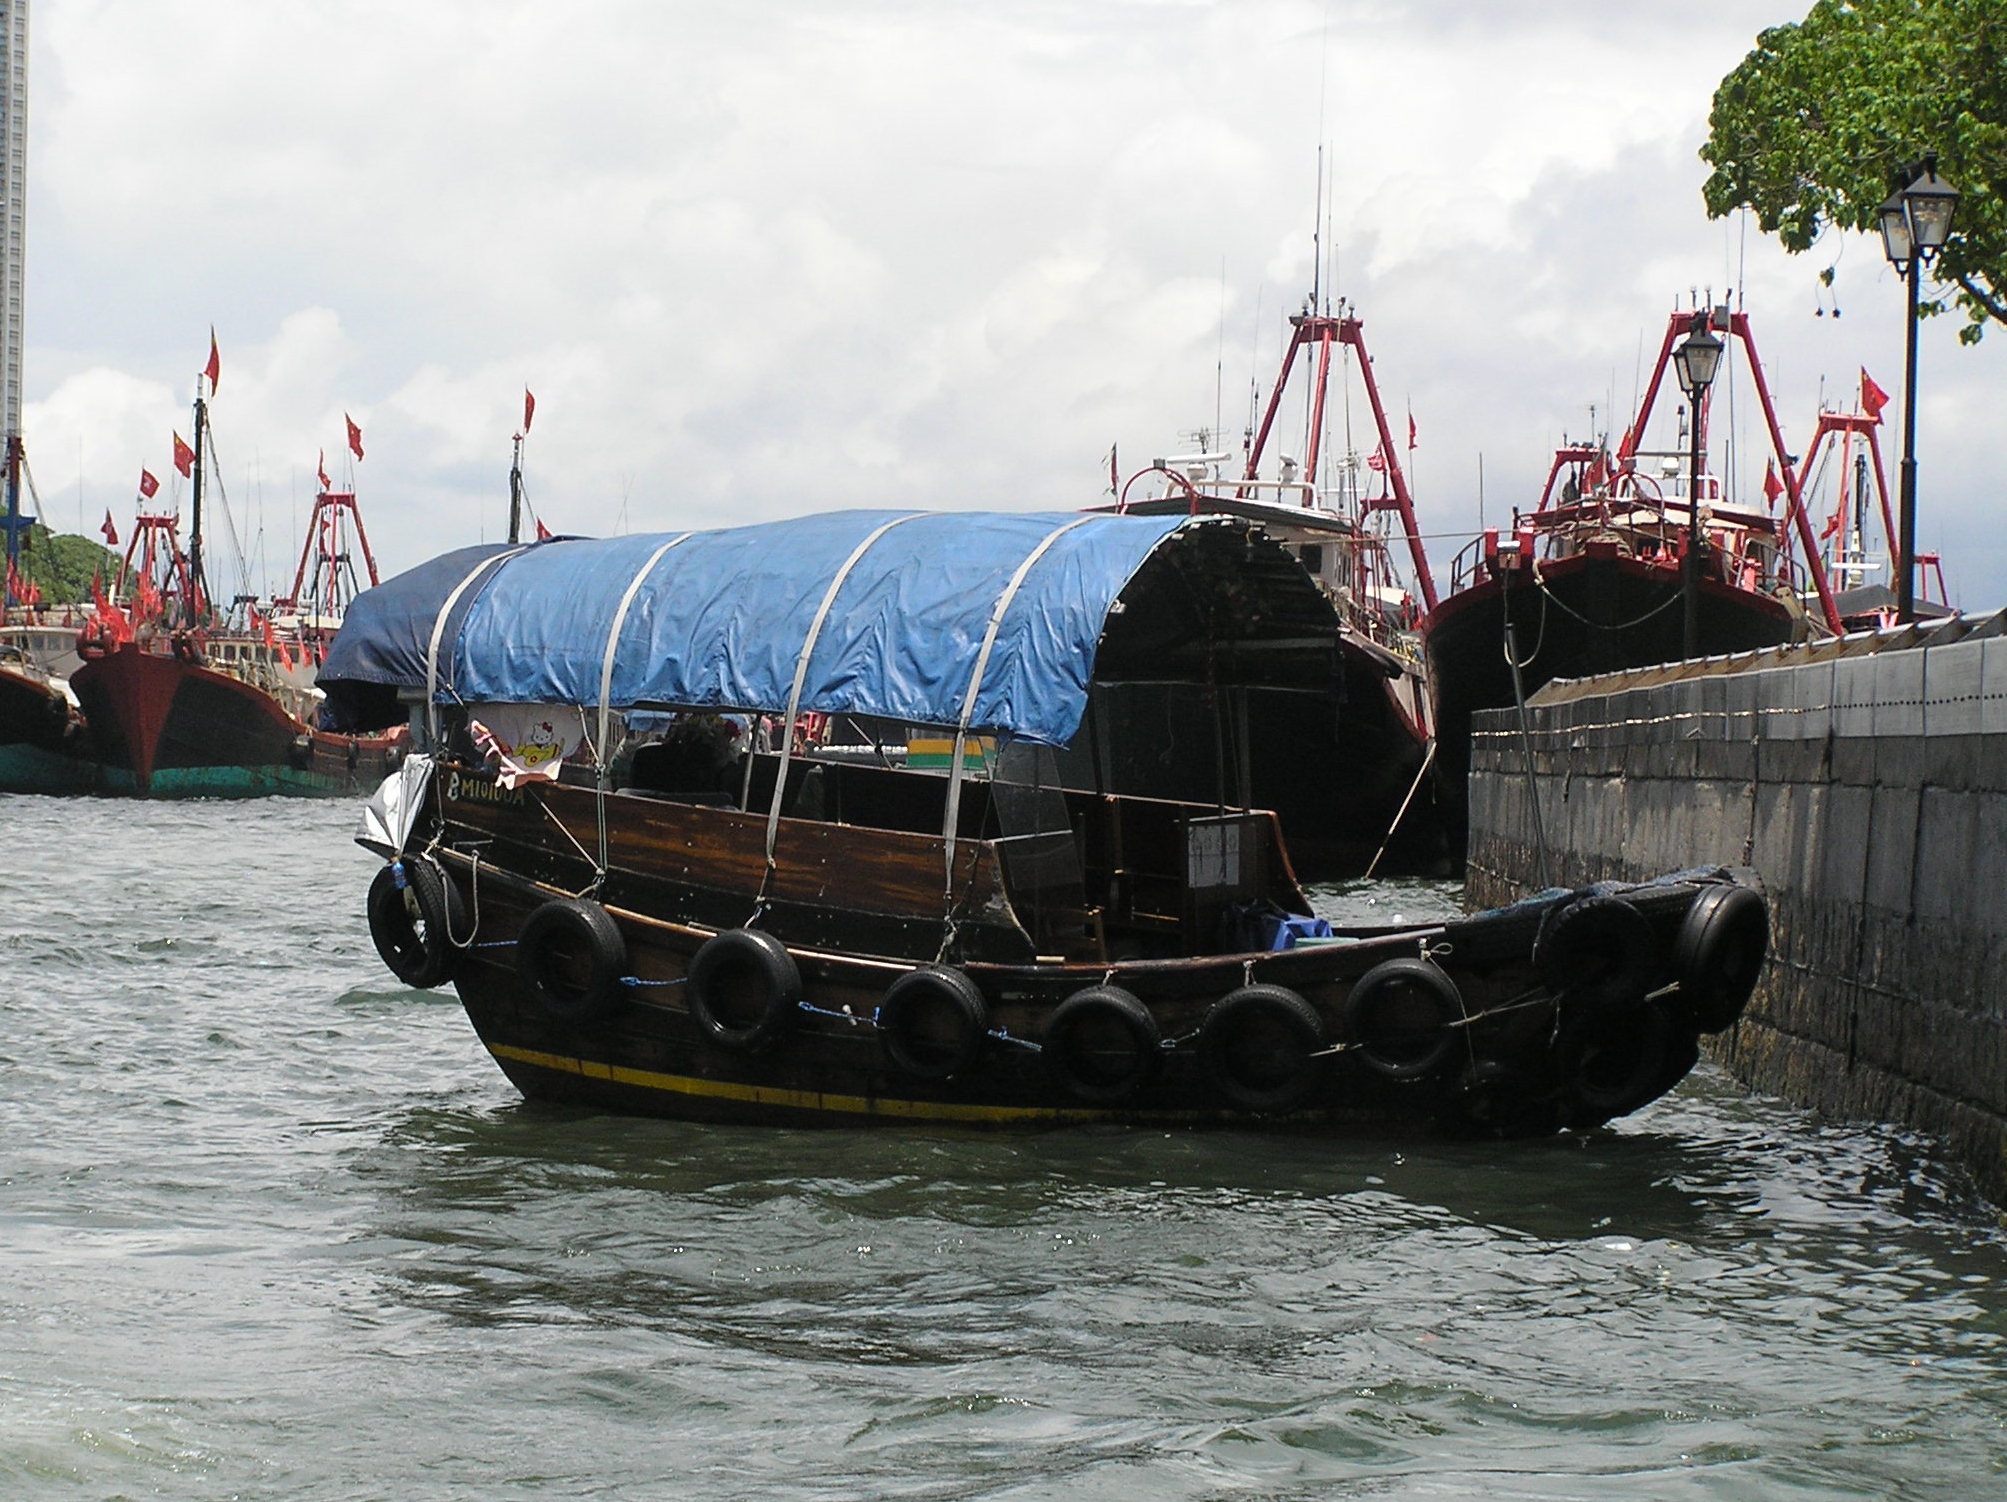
1465, 611, 2007, 1204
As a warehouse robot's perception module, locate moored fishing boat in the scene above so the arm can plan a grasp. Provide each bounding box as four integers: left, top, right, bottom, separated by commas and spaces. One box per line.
1100, 299, 1445, 876
0, 629, 94, 793
1424, 305, 1843, 855
69, 369, 405, 797
334, 509, 1769, 1136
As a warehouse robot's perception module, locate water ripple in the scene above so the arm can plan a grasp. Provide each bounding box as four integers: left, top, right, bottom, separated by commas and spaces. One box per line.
1, 797, 2003, 1500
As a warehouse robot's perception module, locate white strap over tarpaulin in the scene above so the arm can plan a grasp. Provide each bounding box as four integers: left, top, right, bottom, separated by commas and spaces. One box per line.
424, 547, 529, 749
763, 512, 926, 873
939, 515, 1100, 904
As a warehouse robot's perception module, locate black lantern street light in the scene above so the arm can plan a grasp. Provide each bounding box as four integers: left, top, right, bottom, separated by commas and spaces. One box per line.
1879, 154, 1959, 623
1673, 312, 1725, 659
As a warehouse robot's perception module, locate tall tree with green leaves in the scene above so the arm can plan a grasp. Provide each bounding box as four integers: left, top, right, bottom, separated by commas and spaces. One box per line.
1701, 0, 2007, 343
15, 523, 120, 604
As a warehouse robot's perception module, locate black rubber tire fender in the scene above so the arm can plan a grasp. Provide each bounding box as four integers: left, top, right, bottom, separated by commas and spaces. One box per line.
1043, 985, 1162, 1106
517, 897, 629, 1027
1342, 957, 1463, 1082
1535, 894, 1658, 1007
366, 857, 464, 990
685, 928, 801, 1052
1199, 984, 1327, 1115
1672, 884, 1769, 1033
1555, 997, 1691, 1127
877, 965, 989, 1080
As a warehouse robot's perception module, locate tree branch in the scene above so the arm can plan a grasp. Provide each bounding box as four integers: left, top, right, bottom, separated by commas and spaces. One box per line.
1951, 271, 2007, 327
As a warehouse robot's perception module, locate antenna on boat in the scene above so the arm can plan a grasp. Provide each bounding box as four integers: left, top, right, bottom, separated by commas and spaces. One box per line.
1311, 143, 1324, 313
507, 387, 534, 545
0, 2, 28, 612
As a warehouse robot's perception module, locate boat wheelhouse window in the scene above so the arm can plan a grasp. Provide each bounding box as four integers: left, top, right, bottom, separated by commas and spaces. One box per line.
1299, 543, 1324, 577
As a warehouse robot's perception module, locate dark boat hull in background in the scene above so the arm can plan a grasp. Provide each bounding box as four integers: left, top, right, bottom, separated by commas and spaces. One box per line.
0, 660, 96, 794
1425, 550, 1800, 850
70, 641, 402, 797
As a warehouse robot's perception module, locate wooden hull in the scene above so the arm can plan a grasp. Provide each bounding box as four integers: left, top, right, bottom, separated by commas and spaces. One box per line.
70, 641, 403, 798
1424, 552, 1798, 853
408, 767, 1751, 1137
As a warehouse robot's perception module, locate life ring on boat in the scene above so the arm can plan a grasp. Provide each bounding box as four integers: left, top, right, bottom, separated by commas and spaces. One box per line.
1671, 884, 1768, 1033
877, 965, 988, 1080
684, 928, 800, 1052
1554, 997, 1693, 1127
1199, 984, 1326, 1115
1042, 985, 1161, 1105
1341, 957, 1463, 1082
516, 897, 628, 1026
365, 857, 464, 989
1534, 894, 1657, 1006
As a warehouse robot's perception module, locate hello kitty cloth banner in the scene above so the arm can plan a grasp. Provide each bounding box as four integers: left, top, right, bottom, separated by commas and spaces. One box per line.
466, 704, 590, 789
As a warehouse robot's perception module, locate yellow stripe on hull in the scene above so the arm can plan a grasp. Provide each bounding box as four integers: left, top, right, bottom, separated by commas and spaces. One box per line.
486, 1041, 1158, 1125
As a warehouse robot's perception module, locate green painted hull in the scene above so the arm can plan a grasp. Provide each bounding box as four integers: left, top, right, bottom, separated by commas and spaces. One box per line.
0, 742, 102, 795
92, 761, 364, 799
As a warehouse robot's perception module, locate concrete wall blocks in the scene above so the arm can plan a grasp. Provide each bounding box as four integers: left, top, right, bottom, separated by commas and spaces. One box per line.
1834, 655, 1879, 738
1925, 638, 1984, 738
1464, 623, 2007, 1204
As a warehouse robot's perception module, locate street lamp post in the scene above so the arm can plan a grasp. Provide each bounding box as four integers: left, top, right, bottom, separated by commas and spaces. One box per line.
1878, 154, 1960, 624
1673, 312, 1724, 659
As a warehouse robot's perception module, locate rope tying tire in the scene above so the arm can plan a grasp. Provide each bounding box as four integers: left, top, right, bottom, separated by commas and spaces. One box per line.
516, 897, 628, 1026
1342, 957, 1463, 1082
366, 857, 465, 990
1042, 985, 1161, 1105
1199, 984, 1326, 1115
878, 966, 988, 1080
1534, 894, 1658, 1007
1671, 883, 1768, 1033
685, 928, 801, 1053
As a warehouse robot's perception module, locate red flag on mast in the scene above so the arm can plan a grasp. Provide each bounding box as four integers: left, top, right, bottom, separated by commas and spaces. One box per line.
101, 509, 120, 545
172, 433, 195, 478
137, 470, 158, 501
317, 449, 331, 492
1762, 458, 1784, 506
1407, 409, 1418, 450
535, 518, 552, 542
523, 388, 536, 435
204, 329, 221, 393
345, 414, 364, 461
1860, 367, 1890, 423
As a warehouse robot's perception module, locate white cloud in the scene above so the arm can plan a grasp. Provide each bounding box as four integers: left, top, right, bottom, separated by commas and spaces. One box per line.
15, 0, 2007, 608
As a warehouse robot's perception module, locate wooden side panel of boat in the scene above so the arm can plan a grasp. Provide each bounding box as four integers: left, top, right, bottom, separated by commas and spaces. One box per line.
412, 764, 1753, 1136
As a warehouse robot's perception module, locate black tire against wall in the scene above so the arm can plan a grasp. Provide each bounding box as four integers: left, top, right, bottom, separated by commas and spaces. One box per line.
1535, 894, 1658, 1007
1672, 884, 1769, 1033
366, 858, 464, 990
1555, 997, 1690, 1127
878, 966, 989, 1080
1199, 985, 1326, 1115
685, 928, 801, 1052
1043, 985, 1162, 1105
1341, 957, 1463, 1082
517, 898, 629, 1026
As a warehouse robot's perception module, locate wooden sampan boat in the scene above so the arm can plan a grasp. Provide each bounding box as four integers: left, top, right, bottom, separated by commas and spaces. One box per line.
327, 510, 1769, 1136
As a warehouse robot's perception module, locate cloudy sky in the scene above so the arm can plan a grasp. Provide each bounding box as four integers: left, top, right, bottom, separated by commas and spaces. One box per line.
18, 0, 2007, 608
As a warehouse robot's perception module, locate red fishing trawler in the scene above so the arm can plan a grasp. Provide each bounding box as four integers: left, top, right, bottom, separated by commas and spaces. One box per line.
1424, 305, 1845, 854
69, 353, 406, 797
1100, 296, 1445, 875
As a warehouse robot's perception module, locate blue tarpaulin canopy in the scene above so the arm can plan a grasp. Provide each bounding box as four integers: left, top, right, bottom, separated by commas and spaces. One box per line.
321, 510, 1199, 748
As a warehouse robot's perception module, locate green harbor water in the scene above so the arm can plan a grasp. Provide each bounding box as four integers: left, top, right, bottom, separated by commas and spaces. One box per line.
2, 797, 2003, 1499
